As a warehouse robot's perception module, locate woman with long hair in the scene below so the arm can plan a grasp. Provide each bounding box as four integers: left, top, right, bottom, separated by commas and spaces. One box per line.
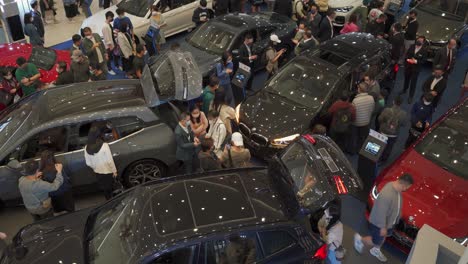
189, 105, 209, 138
84, 125, 117, 200
211, 90, 236, 134
149, 5, 167, 55
0, 69, 19, 110
39, 150, 75, 213
215, 51, 234, 107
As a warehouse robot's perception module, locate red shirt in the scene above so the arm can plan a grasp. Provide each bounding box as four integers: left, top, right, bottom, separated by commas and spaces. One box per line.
340, 22, 359, 34
328, 100, 357, 124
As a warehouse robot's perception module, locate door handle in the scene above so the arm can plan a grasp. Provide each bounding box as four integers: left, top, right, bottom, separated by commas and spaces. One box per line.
113, 152, 120, 157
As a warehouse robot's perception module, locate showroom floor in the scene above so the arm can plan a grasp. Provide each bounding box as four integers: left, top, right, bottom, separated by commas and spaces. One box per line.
2, 0, 468, 263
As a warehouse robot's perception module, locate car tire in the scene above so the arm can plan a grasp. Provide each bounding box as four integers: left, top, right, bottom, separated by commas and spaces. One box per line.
122, 159, 167, 188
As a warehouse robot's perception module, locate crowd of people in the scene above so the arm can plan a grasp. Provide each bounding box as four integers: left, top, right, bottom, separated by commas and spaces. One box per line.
1, 0, 465, 263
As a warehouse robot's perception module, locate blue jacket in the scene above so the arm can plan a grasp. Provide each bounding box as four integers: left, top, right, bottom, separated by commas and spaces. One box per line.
42, 168, 71, 197
114, 16, 133, 32
410, 99, 434, 126
216, 62, 233, 86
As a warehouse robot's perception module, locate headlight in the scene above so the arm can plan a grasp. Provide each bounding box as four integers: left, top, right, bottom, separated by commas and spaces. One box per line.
235, 104, 241, 123
371, 185, 379, 200
453, 237, 468, 247
335, 6, 354, 13
272, 134, 299, 147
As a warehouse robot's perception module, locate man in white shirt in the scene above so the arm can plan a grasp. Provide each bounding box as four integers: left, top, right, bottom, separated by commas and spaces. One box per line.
102, 11, 117, 75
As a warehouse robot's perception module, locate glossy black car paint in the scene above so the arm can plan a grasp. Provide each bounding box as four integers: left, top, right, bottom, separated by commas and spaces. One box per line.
238, 33, 392, 158
181, 12, 297, 78
1, 167, 324, 264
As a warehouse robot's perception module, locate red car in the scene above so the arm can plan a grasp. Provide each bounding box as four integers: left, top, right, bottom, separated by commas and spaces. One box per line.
368, 97, 468, 252
0, 43, 70, 84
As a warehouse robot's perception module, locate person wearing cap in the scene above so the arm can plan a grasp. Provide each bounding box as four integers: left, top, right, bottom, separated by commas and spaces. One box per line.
220, 132, 251, 168
70, 50, 91, 83
265, 34, 286, 78
18, 160, 64, 221
192, 0, 214, 27
15, 57, 41, 97
421, 65, 447, 109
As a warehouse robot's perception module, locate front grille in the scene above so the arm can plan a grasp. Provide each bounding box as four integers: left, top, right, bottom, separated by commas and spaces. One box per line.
395, 220, 419, 240
251, 133, 268, 146
335, 16, 345, 25
239, 123, 251, 137
429, 41, 446, 48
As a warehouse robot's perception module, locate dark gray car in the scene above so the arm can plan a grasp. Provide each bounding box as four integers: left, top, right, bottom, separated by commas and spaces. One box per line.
0, 51, 202, 207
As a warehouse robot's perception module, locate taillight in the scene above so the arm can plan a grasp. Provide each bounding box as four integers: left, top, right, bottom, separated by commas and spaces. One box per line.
393, 63, 399, 73
303, 134, 316, 144
333, 175, 348, 194
313, 244, 327, 260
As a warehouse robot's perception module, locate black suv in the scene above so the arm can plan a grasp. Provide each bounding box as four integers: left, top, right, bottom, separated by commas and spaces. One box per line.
2, 135, 362, 264
236, 33, 392, 158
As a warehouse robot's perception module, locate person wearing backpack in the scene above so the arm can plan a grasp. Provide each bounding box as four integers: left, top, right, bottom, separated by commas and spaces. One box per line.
378, 96, 406, 162
265, 35, 287, 78
328, 92, 356, 152
205, 110, 227, 158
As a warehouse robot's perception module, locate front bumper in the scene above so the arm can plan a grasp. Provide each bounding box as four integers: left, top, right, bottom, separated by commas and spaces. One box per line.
237, 122, 283, 159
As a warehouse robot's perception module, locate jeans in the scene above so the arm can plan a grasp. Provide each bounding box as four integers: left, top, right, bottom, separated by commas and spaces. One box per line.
326, 249, 342, 264
107, 48, 120, 70
82, 4, 92, 18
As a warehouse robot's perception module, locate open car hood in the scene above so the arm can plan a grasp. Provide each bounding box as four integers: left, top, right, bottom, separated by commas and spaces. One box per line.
141, 51, 203, 107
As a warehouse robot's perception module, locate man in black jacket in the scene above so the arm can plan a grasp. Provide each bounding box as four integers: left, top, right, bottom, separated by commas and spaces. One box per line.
401, 36, 427, 104
238, 34, 258, 90
54, 61, 74, 85
404, 10, 419, 53
389, 23, 405, 64
366, 14, 387, 38
433, 38, 457, 77
421, 65, 447, 108
294, 30, 317, 55
174, 112, 200, 174
274, 0, 293, 18
31, 1, 45, 40
317, 9, 336, 43
192, 0, 214, 27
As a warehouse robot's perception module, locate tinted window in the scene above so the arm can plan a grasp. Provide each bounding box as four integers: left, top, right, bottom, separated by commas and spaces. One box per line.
187, 23, 235, 55
267, 56, 337, 108
280, 143, 333, 207
111, 117, 145, 137
414, 101, 468, 179
204, 234, 259, 263
21, 127, 68, 160
150, 245, 198, 264
68, 121, 116, 151
258, 231, 296, 256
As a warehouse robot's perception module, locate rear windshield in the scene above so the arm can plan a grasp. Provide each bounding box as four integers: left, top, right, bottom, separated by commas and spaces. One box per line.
187, 23, 235, 55
280, 142, 333, 208
414, 101, 468, 180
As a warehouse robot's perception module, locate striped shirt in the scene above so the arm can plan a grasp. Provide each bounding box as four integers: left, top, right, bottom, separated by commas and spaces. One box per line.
352, 93, 375, 127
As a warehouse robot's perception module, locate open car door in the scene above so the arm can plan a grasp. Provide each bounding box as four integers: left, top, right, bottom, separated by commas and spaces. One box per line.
141, 51, 203, 107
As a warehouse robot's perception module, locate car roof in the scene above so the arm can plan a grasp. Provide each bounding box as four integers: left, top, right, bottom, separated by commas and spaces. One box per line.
213, 12, 288, 31
129, 167, 290, 255
36, 80, 148, 122
319, 33, 390, 61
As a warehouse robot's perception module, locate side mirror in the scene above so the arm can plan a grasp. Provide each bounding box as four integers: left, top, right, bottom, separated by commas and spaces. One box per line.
7, 159, 22, 170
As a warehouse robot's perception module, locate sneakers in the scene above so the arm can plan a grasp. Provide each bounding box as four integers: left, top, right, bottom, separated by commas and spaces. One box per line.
353, 233, 364, 254
118, 66, 123, 71
108, 70, 116, 75
370, 247, 388, 262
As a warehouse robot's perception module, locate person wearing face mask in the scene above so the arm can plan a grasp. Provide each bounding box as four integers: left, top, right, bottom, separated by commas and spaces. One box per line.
54, 61, 74, 86
30, 1, 45, 40
189, 105, 209, 138
205, 110, 227, 158
421, 65, 447, 109
292, 21, 307, 45
114, 8, 135, 40
406, 93, 434, 148
0, 69, 19, 110
82, 27, 108, 76
216, 51, 235, 107
307, 4, 321, 35
175, 112, 201, 174
15, 57, 41, 97
102, 11, 117, 76
401, 35, 427, 104
23, 13, 44, 46
71, 50, 91, 83
403, 10, 419, 53
148, 5, 167, 55
192, 0, 214, 27
265, 34, 286, 78
89, 63, 107, 81
433, 38, 457, 77
131, 44, 146, 79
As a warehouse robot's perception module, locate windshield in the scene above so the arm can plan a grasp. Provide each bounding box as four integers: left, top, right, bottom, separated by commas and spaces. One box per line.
149, 54, 175, 97
117, 0, 149, 17
86, 193, 139, 264
280, 142, 333, 208
414, 101, 468, 180
187, 23, 235, 55
417, 0, 467, 19
267, 57, 336, 108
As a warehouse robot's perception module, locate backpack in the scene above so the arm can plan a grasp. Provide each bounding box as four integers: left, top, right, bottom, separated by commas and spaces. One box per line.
332, 107, 352, 133
383, 108, 400, 135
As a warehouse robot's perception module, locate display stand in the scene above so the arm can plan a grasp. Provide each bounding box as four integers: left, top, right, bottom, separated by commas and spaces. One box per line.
357, 129, 388, 195
231, 62, 251, 105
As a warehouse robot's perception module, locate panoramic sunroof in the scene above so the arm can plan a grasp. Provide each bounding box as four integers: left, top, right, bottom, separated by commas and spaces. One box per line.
149, 174, 255, 235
